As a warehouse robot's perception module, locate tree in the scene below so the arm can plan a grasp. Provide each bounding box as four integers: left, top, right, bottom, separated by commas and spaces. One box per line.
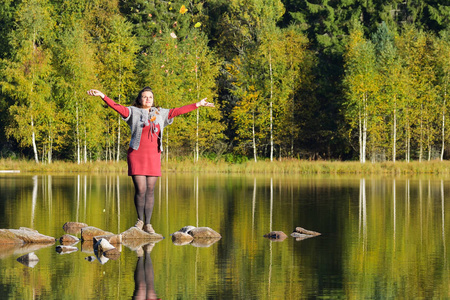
372, 22, 408, 162
52, 23, 103, 163
1, 0, 56, 163
96, 15, 138, 162
396, 26, 438, 161
435, 30, 450, 160
343, 23, 379, 163
180, 30, 224, 161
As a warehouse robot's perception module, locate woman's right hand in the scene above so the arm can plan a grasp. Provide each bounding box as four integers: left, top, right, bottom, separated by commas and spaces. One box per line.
87, 89, 105, 99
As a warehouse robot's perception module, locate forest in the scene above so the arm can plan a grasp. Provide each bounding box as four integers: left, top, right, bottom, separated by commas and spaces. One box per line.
0, 0, 449, 163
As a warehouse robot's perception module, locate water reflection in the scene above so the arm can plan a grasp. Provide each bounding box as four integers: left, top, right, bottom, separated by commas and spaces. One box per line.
133, 243, 158, 300
0, 174, 449, 299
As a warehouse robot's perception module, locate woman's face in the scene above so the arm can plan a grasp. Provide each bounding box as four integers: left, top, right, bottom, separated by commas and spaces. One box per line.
141, 91, 154, 109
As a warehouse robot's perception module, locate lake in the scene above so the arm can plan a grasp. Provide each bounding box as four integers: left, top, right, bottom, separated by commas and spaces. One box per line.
0, 173, 448, 299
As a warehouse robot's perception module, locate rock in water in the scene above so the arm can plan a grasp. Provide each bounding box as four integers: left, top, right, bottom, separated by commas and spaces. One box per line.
62, 222, 88, 234
188, 227, 221, 238
0, 228, 55, 244
294, 227, 321, 236
59, 234, 79, 245
81, 227, 114, 241
94, 238, 116, 253
120, 227, 163, 241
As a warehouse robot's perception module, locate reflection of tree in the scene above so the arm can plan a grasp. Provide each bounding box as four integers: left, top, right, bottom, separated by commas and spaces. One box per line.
441, 180, 446, 263
31, 175, 38, 228
359, 178, 367, 252
393, 178, 396, 249
347, 177, 450, 298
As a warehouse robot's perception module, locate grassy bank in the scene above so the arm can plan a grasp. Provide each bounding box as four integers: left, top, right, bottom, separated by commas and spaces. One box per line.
2, 157, 450, 175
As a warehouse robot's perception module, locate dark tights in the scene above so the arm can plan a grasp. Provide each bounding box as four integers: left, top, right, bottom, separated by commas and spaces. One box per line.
132, 176, 158, 224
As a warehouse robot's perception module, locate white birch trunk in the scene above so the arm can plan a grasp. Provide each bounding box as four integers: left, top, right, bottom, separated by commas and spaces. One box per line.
31, 116, 39, 163
117, 116, 121, 162
406, 126, 410, 162
166, 130, 169, 163
362, 113, 367, 163
252, 112, 257, 162
359, 109, 362, 163
419, 106, 423, 162
48, 134, 52, 164
269, 52, 274, 162
393, 98, 396, 163
195, 59, 200, 163
117, 92, 121, 162
442, 91, 447, 161
196, 109, 199, 162
84, 128, 87, 163
360, 93, 367, 163
76, 104, 80, 164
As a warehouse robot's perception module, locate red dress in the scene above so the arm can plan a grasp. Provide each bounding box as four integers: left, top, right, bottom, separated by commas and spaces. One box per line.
102, 96, 197, 176
127, 123, 163, 176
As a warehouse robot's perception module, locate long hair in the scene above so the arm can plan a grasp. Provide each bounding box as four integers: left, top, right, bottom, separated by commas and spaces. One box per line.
132, 86, 157, 108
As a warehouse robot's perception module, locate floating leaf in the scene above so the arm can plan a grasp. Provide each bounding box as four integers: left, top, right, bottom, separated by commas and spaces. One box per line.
180, 5, 188, 14
194, 22, 201, 28
170, 32, 177, 38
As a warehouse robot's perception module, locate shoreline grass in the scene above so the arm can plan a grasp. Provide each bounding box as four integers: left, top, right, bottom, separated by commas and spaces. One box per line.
2, 157, 450, 176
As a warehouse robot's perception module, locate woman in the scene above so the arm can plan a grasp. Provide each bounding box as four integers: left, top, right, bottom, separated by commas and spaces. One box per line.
87, 87, 214, 233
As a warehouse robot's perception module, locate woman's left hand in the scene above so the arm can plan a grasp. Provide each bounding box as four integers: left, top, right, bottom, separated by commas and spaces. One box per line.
196, 98, 215, 107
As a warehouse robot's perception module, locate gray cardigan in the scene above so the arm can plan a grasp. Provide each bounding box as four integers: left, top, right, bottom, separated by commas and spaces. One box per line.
123, 106, 173, 151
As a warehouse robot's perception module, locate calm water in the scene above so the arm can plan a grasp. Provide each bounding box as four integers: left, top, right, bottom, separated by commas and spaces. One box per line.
0, 173, 448, 299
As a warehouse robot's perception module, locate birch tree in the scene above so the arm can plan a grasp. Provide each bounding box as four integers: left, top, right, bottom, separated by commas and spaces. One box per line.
435, 31, 450, 160
344, 24, 379, 163
396, 26, 438, 161
372, 22, 408, 162
53, 23, 103, 163
1, 0, 55, 163
97, 15, 138, 162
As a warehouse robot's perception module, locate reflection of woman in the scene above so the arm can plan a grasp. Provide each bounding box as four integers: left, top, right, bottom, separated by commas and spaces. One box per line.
133, 244, 159, 300
87, 87, 214, 233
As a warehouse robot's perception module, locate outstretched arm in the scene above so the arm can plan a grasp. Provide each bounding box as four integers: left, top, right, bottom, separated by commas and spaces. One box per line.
168, 98, 214, 119
87, 89, 129, 118
87, 89, 105, 99
196, 98, 214, 108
